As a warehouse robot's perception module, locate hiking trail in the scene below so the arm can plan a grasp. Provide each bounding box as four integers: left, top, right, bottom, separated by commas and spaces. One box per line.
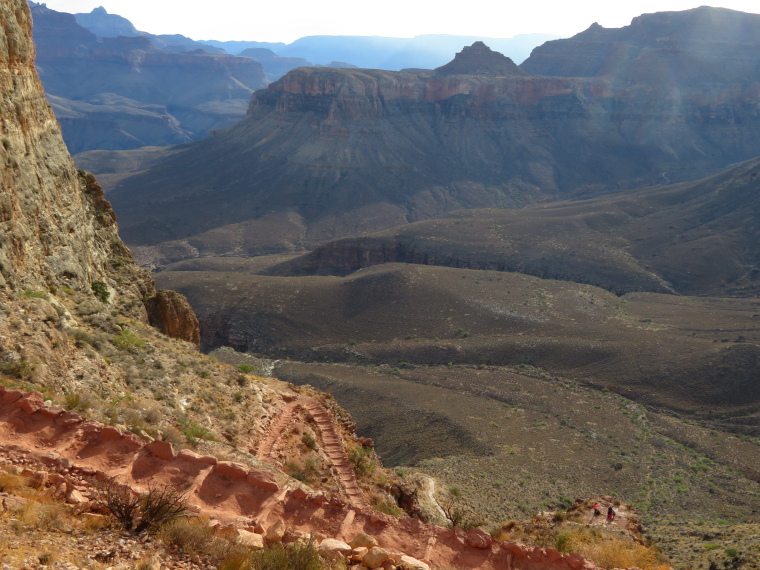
256, 398, 367, 508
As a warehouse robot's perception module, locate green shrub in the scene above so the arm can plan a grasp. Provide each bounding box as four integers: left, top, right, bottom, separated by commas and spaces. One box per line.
20, 288, 45, 299
0, 361, 34, 380
91, 281, 110, 304
236, 364, 255, 374
179, 420, 213, 446
302, 433, 317, 450
348, 445, 375, 478
63, 392, 92, 413
111, 329, 146, 353
555, 533, 572, 552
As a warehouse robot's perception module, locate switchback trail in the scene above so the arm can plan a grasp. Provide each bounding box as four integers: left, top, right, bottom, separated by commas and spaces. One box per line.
257, 398, 368, 509
0, 387, 623, 570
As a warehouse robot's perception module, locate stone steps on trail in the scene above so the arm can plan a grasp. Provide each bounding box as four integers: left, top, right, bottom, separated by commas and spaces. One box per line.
255, 398, 367, 508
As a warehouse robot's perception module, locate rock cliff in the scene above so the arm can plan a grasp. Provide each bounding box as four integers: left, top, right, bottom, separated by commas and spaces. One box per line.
104, 11, 760, 263
29, 3, 267, 153
0, 0, 199, 351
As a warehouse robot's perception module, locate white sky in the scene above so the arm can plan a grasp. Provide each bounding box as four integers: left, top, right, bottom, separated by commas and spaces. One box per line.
36, 1, 760, 43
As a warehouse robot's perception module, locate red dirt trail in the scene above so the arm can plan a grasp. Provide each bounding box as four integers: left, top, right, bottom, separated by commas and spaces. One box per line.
256, 398, 367, 508
0, 387, 617, 570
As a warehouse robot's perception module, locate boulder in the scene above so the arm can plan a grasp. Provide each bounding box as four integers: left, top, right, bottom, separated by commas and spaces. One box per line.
99, 426, 122, 440
265, 519, 286, 544
350, 533, 379, 549
145, 440, 175, 460
177, 449, 217, 465
363, 547, 390, 569
246, 469, 279, 491
2, 390, 24, 404
215, 461, 248, 479
318, 538, 352, 561
66, 489, 87, 504
397, 555, 430, 570
465, 527, 492, 549
350, 547, 369, 562
236, 529, 264, 550
27, 470, 48, 488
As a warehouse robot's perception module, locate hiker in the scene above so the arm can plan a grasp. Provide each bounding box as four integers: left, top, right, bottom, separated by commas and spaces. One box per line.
607, 505, 616, 522
593, 502, 601, 516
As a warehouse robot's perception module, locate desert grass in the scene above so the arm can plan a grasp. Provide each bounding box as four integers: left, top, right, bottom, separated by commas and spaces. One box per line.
555, 527, 670, 570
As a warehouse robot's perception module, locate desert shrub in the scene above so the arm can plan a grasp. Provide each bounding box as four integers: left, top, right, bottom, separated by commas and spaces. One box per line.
76, 300, 102, 316
236, 364, 255, 374
348, 445, 375, 478
91, 280, 110, 304
302, 433, 317, 450
63, 391, 92, 413
248, 540, 325, 570
0, 360, 34, 380
160, 517, 220, 555
0, 472, 26, 493
441, 487, 483, 531
179, 420, 214, 447
63, 392, 92, 413
19, 501, 70, 532
162, 425, 186, 448
111, 329, 146, 353
556, 532, 573, 552
92, 476, 188, 533
286, 457, 320, 484
67, 328, 95, 348
20, 288, 46, 299
138, 484, 189, 532
372, 497, 404, 518
553, 527, 670, 570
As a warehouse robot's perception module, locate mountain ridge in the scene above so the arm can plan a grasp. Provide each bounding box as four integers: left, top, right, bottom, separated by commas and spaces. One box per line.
100, 7, 760, 266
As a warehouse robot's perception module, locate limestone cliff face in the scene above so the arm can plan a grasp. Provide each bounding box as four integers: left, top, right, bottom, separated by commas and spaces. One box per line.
0, 0, 199, 334
0, 2, 123, 293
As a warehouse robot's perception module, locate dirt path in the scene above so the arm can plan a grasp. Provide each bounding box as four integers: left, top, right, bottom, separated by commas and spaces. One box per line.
0, 387, 623, 570
257, 398, 368, 508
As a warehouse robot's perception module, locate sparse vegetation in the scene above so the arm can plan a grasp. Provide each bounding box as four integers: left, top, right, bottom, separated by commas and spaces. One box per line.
92, 476, 188, 533
111, 329, 146, 352
91, 280, 110, 304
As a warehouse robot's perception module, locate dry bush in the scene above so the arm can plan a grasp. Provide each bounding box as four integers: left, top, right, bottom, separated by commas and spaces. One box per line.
18, 501, 71, 532
555, 528, 670, 570
492, 519, 521, 541
0, 472, 27, 493
81, 513, 111, 533
246, 540, 328, 570
92, 476, 188, 533
159, 518, 245, 563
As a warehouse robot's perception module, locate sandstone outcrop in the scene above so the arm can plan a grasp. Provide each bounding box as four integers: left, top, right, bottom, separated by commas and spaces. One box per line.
144, 289, 201, 346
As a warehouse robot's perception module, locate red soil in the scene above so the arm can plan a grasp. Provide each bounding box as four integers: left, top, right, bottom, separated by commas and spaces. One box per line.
0, 387, 621, 570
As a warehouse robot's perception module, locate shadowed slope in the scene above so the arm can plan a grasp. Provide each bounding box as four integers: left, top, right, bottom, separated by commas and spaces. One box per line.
156, 263, 760, 418
266, 155, 760, 297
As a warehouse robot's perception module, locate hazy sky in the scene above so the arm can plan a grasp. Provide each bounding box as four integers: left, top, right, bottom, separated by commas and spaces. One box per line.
37, 1, 760, 43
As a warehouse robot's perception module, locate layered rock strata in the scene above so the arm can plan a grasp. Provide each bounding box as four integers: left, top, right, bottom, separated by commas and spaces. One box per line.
107, 12, 760, 261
